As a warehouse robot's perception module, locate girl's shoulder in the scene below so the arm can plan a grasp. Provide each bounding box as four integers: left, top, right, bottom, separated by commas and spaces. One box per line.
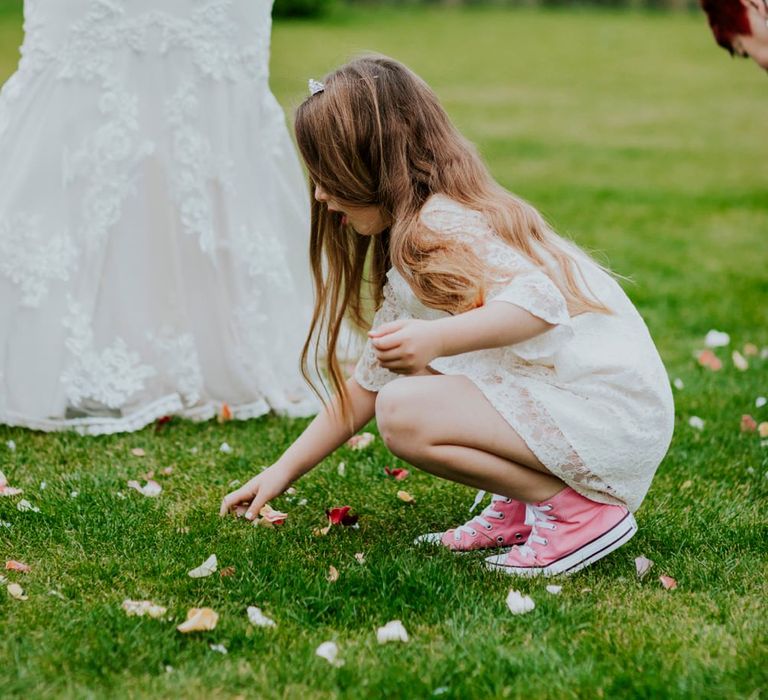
419, 193, 491, 238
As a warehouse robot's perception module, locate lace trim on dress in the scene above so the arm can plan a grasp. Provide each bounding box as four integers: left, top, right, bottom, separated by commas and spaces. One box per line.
354, 282, 410, 392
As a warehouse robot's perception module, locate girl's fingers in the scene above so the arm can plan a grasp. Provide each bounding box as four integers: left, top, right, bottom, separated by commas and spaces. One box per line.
369, 320, 405, 338
245, 492, 266, 521
372, 332, 403, 351
219, 484, 256, 516
374, 348, 404, 363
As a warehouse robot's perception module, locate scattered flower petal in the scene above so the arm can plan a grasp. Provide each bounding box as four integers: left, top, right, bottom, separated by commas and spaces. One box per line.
337, 461, 346, 477
385, 467, 410, 480
761, 347, 768, 360
545, 585, 562, 595
0, 521, 12, 529
209, 643, 228, 654
188, 554, 217, 578
298, 498, 308, 507
177, 607, 219, 633
681, 479, 692, 489
659, 575, 677, 590
346, 432, 375, 450
7, 583, 27, 601
70, 490, 79, 498
122, 599, 167, 618
247, 606, 276, 628
704, 330, 730, 348
228, 479, 241, 488
257, 504, 288, 526
16, 499, 40, 513
697, 349, 722, 371
758, 422, 768, 438
315, 641, 343, 666
48, 589, 66, 600
325, 506, 358, 527
0, 575, 6, 585
218, 403, 233, 423
161, 467, 174, 476
376, 619, 409, 643
0, 469, 23, 497
741, 415, 758, 433
756, 396, 767, 409
219, 442, 233, 454
5, 560, 30, 573
39, 481, 46, 491
688, 416, 705, 431
155, 415, 172, 431
286, 487, 297, 496
732, 350, 749, 371
397, 490, 415, 503
127, 480, 162, 498
313, 524, 332, 537
354, 552, 365, 565
6, 440, 16, 451
177, 526, 190, 534
190, 447, 199, 455
327, 565, 339, 582
220, 566, 236, 578
131, 448, 146, 457
116, 491, 126, 500
635, 556, 654, 579
743, 343, 758, 356
506, 589, 535, 615
672, 378, 684, 390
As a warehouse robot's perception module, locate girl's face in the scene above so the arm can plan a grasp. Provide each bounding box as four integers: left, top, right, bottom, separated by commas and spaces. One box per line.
314, 184, 390, 236
731, 0, 768, 70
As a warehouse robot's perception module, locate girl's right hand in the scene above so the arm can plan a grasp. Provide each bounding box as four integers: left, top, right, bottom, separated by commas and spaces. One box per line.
219, 465, 292, 520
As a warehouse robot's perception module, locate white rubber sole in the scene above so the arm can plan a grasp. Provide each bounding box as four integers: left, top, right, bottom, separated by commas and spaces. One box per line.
485, 513, 638, 577
413, 531, 521, 554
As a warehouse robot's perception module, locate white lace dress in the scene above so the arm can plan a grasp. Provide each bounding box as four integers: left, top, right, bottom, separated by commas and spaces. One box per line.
355, 195, 675, 512
0, 0, 322, 434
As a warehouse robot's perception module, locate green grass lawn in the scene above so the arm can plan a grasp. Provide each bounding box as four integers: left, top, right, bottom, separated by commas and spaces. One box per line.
1, 6, 767, 699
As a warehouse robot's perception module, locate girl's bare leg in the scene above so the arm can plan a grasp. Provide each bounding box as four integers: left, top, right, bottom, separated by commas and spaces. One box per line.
375, 374, 565, 503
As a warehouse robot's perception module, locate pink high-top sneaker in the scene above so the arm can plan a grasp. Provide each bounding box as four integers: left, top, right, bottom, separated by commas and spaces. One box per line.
485, 487, 637, 576
414, 494, 531, 552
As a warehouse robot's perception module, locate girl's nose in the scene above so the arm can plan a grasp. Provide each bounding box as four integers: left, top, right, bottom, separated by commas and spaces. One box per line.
314, 184, 329, 202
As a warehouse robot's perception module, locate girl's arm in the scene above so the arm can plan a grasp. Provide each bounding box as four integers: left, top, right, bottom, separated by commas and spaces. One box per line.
219, 376, 377, 519
369, 302, 554, 373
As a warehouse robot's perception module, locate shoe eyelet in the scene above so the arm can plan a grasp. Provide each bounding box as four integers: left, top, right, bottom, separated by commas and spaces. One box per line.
551, 524, 557, 530
485, 523, 492, 530
470, 529, 477, 536
515, 533, 524, 540
542, 538, 549, 545
504, 498, 512, 503
496, 535, 505, 543
498, 513, 505, 520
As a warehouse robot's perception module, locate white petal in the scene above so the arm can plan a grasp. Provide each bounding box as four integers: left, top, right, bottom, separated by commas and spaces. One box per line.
6, 440, 16, 451
672, 378, 684, 390
704, 330, 730, 348
315, 641, 343, 666
756, 396, 767, 409
247, 606, 276, 627
635, 556, 654, 579
506, 589, 535, 614
188, 554, 217, 578
209, 643, 228, 654
376, 619, 410, 643
219, 442, 233, 454
16, 499, 40, 513
688, 416, 705, 431
337, 461, 346, 476
545, 585, 562, 595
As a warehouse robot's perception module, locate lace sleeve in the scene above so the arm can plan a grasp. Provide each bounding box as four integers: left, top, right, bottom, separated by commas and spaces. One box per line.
421, 195, 573, 361
353, 282, 409, 392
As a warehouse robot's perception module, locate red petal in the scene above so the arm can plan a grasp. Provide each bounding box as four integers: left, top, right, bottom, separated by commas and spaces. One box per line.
326, 506, 352, 525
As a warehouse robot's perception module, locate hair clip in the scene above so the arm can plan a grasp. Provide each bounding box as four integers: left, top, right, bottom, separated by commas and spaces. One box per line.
308, 78, 325, 96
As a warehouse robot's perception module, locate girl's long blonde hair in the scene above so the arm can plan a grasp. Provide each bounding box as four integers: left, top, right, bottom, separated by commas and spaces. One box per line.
295, 55, 610, 414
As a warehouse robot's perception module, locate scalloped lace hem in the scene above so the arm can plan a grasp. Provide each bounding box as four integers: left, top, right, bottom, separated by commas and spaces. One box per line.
0, 392, 318, 436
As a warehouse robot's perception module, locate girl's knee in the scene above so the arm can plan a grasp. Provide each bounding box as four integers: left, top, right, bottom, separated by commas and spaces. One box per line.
375, 379, 426, 457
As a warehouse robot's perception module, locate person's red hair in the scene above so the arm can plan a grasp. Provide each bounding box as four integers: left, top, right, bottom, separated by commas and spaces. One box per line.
700, 0, 752, 53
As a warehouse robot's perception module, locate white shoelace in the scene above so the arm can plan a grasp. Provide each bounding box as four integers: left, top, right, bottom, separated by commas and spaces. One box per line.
516, 503, 556, 558
452, 493, 511, 541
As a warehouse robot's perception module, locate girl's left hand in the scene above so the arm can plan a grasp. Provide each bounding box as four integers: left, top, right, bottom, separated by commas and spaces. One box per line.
369, 319, 443, 374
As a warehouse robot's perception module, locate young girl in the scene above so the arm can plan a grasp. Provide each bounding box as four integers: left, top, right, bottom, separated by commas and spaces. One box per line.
220, 56, 675, 577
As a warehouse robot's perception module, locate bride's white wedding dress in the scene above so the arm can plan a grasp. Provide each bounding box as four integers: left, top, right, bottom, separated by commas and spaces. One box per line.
0, 0, 322, 434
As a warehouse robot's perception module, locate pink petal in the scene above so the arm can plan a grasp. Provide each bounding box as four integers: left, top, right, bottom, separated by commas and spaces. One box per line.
659, 575, 677, 590
5, 560, 31, 573
131, 448, 146, 457
741, 415, 758, 433
385, 467, 410, 481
